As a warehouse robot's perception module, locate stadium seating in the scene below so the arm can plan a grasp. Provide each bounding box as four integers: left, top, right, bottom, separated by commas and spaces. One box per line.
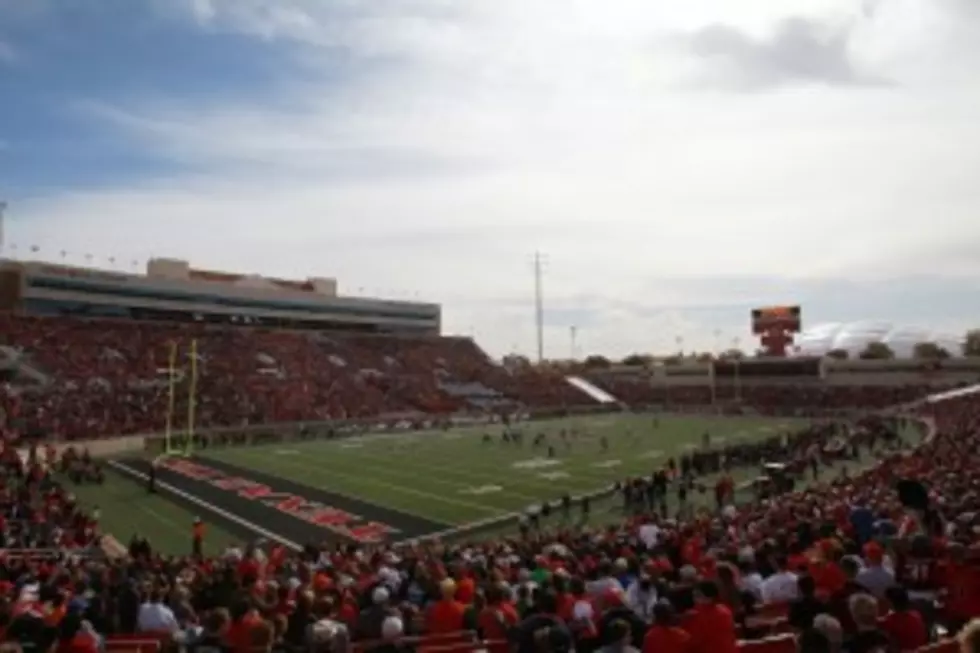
587, 373, 938, 413
2, 314, 980, 652
0, 314, 595, 439
0, 313, 958, 442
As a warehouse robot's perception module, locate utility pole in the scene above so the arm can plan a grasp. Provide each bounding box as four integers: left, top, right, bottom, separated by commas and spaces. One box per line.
570, 325, 577, 360
533, 251, 545, 364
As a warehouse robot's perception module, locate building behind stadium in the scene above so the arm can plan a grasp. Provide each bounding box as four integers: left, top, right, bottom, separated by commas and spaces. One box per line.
0, 258, 441, 334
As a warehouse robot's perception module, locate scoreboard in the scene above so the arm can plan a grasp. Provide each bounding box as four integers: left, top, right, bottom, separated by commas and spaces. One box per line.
751, 305, 802, 335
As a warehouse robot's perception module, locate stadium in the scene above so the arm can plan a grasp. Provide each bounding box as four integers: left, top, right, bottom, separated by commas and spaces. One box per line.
2, 251, 980, 653
7, 1, 980, 651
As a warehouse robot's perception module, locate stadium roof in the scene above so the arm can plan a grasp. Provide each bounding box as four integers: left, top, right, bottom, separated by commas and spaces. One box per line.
794, 322, 963, 358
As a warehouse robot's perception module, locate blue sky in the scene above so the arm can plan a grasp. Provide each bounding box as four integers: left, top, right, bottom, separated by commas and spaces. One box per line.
2, 0, 980, 358
0, 1, 315, 191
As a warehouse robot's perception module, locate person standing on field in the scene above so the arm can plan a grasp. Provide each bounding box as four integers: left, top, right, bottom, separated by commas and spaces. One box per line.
192, 517, 205, 557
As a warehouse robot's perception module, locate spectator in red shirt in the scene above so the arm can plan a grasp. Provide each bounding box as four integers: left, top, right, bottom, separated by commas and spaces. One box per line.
945, 545, 980, 630
880, 587, 927, 652
829, 556, 865, 635
478, 583, 519, 653
226, 601, 263, 653
643, 601, 691, 653
682, 581, 737, 653
425, 579, 465, 634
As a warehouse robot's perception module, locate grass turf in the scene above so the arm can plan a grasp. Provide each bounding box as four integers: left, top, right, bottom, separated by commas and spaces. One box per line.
71, 413, 809, 553
68, 469, 243, 557
197, 413, 805, 525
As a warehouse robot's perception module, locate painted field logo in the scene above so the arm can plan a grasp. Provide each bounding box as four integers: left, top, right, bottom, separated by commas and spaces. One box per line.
459, 485, 502, 495
159, 458, 396, 543
513, 458, 561, 470
538, 471, 569, 481
593, 460, 621, 468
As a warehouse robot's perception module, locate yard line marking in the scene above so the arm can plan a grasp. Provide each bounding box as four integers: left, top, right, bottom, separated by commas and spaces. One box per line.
244, 441, 587, 497
204, 414, 804, 515
223, 446, 553, 502
137, 503, 186, 532
303, 442, 624, 488
538, 471, 570, 481
227, 425, 700, 493
194, 452, 458, 527
215, 450, 507, 516
459, 485, 503, 495
512, 458, 562, 470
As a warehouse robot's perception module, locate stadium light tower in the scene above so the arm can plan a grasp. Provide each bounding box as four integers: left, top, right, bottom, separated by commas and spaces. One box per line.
532, 251, 548, 364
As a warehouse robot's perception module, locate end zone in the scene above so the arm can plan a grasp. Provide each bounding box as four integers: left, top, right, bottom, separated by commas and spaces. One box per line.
114, 456, 450, 546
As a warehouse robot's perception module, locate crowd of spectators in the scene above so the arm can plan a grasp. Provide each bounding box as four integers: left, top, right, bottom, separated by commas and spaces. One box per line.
0, 372, 978, 653
587, 378, 939, 415
0, 315, 581, 440
0, 315, 964, 443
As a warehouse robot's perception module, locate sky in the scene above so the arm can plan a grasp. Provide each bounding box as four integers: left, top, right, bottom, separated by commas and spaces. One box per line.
1, 0, 979, 359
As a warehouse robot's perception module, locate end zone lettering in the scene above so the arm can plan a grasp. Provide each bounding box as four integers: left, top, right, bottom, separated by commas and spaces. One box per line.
160, 458, 397, 543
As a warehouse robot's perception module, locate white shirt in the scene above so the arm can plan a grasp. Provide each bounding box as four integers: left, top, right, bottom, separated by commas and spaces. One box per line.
137, 601, 179, 633
638, 524, 661, 549
760, 571, 799, 604
739, 572, 765, 601
625, 580, 658, 620
586, 576, 624, 597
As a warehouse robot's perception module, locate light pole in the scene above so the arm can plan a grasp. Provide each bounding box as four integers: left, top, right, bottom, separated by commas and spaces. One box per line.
531, 251, 548, 364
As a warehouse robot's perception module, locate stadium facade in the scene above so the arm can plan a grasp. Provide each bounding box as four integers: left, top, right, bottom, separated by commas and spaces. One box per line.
0, 258, 441, 334
794, 321, 963, 358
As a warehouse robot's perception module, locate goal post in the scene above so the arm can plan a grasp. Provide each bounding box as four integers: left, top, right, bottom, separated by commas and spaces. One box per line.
162, 339, 197, 458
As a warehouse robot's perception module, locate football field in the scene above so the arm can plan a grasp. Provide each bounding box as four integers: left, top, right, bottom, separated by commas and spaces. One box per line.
79, 413, 807, 555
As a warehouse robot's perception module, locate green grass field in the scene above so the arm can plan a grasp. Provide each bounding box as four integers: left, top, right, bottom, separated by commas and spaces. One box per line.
72, 413, 810, 555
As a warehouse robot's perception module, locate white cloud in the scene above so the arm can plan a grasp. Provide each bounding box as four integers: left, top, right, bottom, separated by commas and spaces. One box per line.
0, 38, 17, 65
9, 0, 980, 358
